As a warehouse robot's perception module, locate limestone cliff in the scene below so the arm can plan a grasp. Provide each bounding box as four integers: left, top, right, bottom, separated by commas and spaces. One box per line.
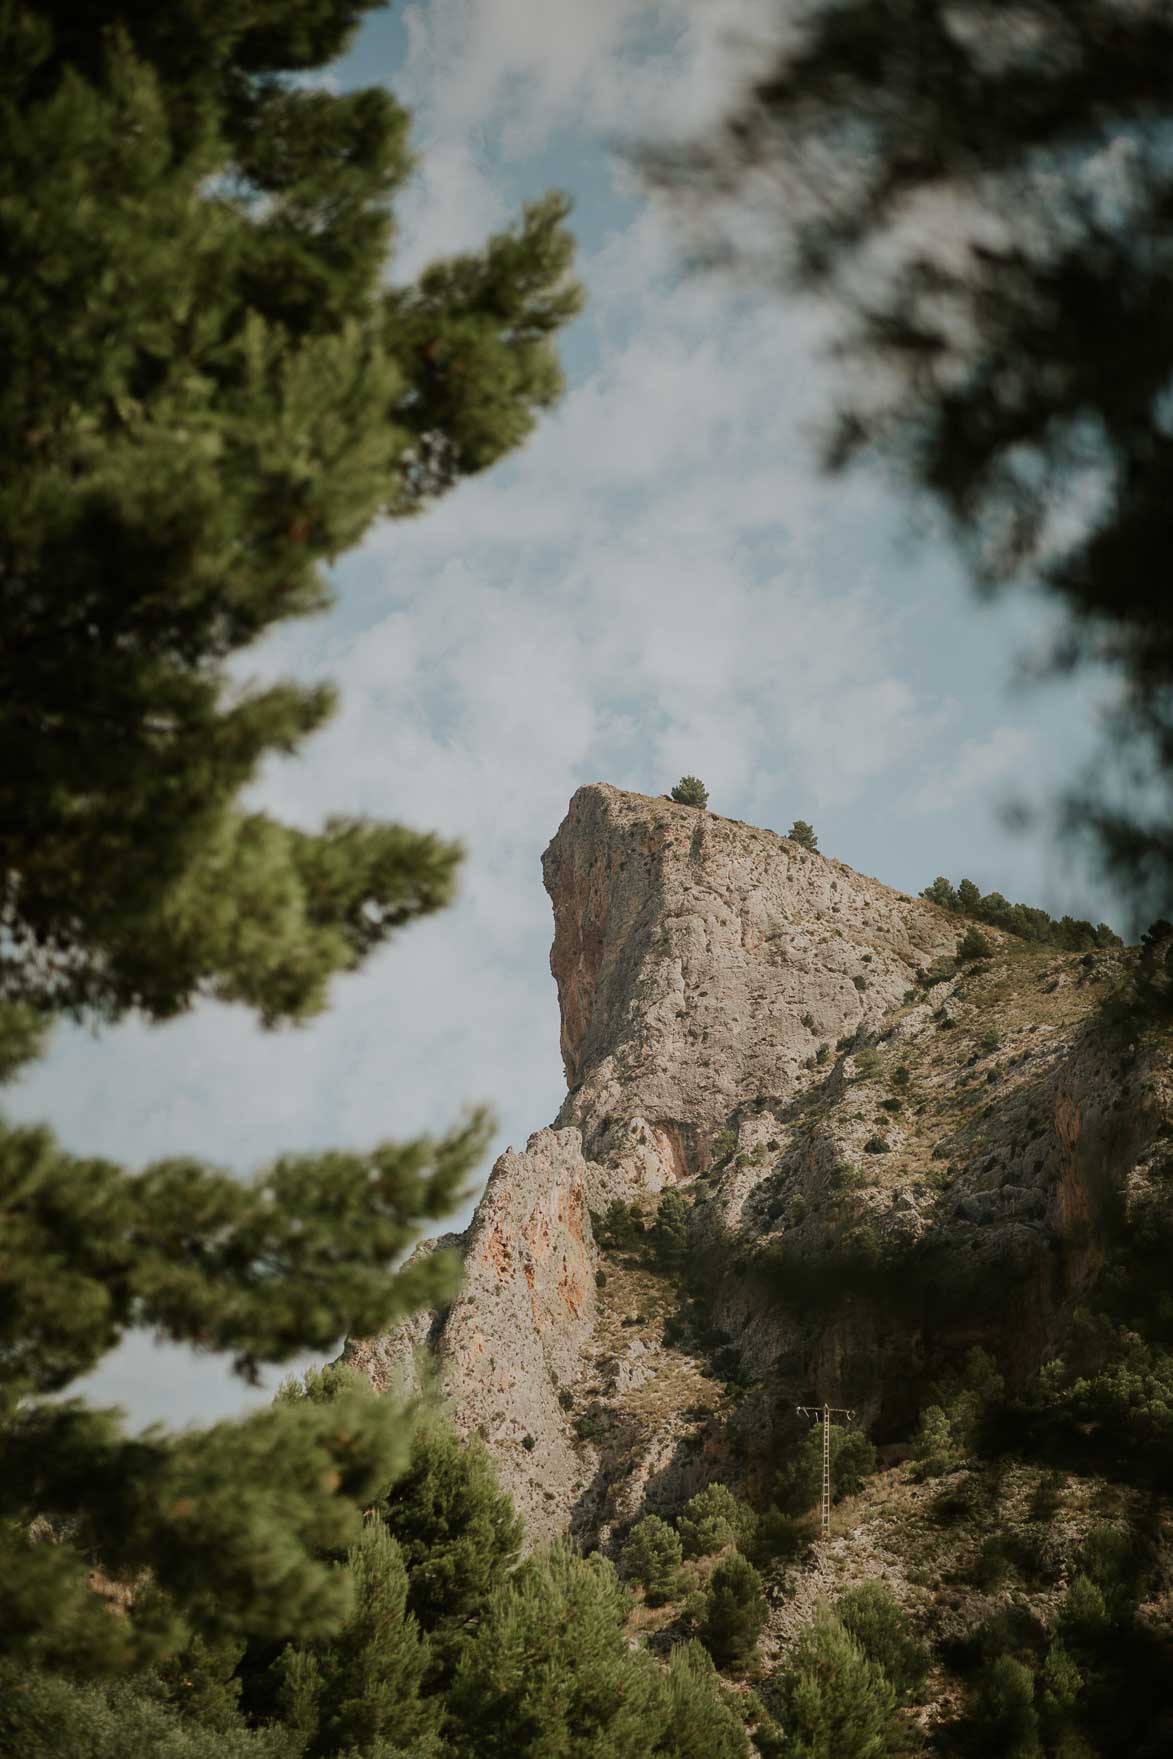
345, 784, 1171, 1545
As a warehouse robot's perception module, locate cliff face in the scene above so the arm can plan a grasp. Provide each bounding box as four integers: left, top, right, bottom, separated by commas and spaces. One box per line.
545, 785, 958, 1195
346, 785, 1171, 1544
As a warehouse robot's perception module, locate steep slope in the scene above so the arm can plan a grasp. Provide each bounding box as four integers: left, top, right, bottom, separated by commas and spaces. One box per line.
345, 784, 1171, 1549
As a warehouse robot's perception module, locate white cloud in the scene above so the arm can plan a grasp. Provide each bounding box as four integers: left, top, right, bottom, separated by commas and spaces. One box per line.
910, 725, 1033, 814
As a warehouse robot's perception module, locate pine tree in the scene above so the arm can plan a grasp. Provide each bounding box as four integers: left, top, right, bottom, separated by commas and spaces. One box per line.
775, 1606, 901, 1759
1, 4, 581, 1023
374, 1419, 524, 1680
671, 776, 710, 809
444, 1545, 670, 1758
970, 1655, 1043, 1759
660, 1641, 751, 1759
787, 821, 819, 853
677, 1483, 756, 1559
648, 0, 1173, 914
620, 1515, 684, 1605
651, 1189, 692, 1275
269, 1519, 439, 1756
0, 1663, 288, 1759
699, 1552, 767, 1673
836, 1583, 927, 1704
1, 0, 580, 1676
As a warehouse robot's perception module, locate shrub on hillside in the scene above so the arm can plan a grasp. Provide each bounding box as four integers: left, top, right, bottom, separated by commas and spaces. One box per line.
836, 1582, 928, 1703
699, 1553, 768, 1672
957, 925, 994, 962
677, 1483, 756, 1558
620, 1515, 684, 1606
788, 820, 819, 852
771, 1607, 901, 1759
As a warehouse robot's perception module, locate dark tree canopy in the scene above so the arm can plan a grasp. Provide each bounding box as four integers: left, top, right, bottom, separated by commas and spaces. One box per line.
1, 0, 582, 1026
0, 0, 582, 1677
647, 0, 1173, 918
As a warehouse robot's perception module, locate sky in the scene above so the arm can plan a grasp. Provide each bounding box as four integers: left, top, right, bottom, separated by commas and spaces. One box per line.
11, 0, 1124, 1428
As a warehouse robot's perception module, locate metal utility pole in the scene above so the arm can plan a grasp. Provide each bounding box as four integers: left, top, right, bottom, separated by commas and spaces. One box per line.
796, 1402, 856, 1538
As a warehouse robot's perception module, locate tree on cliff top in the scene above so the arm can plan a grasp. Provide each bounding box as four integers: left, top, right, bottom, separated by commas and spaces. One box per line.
0, 0, 580, 1673
645, 0, 1173, 921
671, 776, 710, 809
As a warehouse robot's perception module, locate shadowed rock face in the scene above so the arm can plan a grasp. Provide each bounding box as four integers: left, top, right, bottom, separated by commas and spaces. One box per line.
345, 785, 1170, 1543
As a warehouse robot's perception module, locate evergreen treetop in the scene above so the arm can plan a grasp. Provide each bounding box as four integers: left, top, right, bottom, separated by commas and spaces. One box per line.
1, 0, 581, 1678
1, 0, 582, 1026
671, 776, 710, 809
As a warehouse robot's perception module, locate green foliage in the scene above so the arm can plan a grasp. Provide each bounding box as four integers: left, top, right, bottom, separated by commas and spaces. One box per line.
0, 1662, 287, 1759
269, 1518, 437, 1757
712, 1129, 738, 1164
854, 1047, 883, 1078
0, 0, 583, 1685
677, 1483, 756, 1559
922, 881, 1120, 957
592, 1199, 646, 1251
660, 1640, 752, 1758
750, 1507, 816, 1568
776, 1426, 876, 1516
912, 1348, 1005, 1478
863, 1136, 890, 1155
652, 1190, 692, 1275
700, 1552, 768, 1673
444, 1545, 661, 1756
2, 1371, 430, 1673
836, 1583, 928, 1704
671, 776, 710, 809
620, 1515, 684, 1605
956, 926, 994, 962
968, 1655, 1042, 1759
772, 1606, 901, 1759
1058, 1575, 1109, 1646
0, 7, 581, 1026
372, 1419, 523, 1678
788, 820, 819, 852
0, 1110, 488, 1668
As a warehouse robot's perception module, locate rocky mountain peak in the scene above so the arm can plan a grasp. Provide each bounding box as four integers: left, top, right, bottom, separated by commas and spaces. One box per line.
545, 783, 957, 1195
346, 785, 1169, 1547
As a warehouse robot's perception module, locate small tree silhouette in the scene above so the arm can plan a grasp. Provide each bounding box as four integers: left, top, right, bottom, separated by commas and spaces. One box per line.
671, 775, 709, 808
788, 819, 819, 851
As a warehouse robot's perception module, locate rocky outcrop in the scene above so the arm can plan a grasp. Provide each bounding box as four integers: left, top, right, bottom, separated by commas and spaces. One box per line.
546, 785, 960, 1198
344, 1128, 597, 1538
347, 785, 1170, 1540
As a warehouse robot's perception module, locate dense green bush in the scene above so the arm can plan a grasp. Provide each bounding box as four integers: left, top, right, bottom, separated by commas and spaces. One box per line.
621, 1515, 684, 1605
921, 878, 1120, 953
677, 1483, 755, 1558
771, 1607, 901, 1759
700, 1553, 768, 1673
651, 1190, 692, 1275
836, 1583, 928, 1704
775, 1426, 876, 1516
672, 776, 710, 809
788, 821, 819, 852
957, 925, 994, 962
592, 1199, 646, 1251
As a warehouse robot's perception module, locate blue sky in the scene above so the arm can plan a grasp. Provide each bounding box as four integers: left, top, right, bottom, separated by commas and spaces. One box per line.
12, 1, 1122, 1426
